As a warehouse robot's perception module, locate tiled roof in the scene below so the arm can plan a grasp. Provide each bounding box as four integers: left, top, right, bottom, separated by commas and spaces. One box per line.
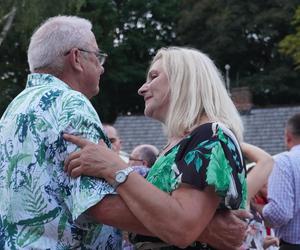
114, 116, 167, 154
242, 106, 300, 155
114, 106, 300, 155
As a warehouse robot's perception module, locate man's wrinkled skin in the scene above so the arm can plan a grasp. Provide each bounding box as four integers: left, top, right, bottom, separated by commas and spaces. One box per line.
200, 210, 252, 250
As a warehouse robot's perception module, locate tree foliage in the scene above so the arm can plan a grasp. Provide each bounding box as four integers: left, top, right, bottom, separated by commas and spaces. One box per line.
0, 0, 87, 116
279, 6, 300, 69
0, 0, 300, 122
0, 0, 180, 122
177, 0, 300, 106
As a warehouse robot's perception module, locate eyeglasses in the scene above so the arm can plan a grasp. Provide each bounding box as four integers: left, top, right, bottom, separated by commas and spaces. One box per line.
78, 49, 108, 66
64, 48, 108, 66
129, 156, 144, 162
109, 137, 118, 143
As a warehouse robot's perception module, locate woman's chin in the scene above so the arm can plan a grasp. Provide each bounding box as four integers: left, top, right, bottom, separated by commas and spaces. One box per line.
144, 106, 155, 119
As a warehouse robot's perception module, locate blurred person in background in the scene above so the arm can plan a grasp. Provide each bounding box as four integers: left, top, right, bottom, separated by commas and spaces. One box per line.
263, 113, 300, 250
129, 144, 159, 167
104, 124, 129, 163
241, 143, 279, 250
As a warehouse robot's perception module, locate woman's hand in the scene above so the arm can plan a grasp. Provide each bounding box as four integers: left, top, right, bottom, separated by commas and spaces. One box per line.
63, 134, 127, 183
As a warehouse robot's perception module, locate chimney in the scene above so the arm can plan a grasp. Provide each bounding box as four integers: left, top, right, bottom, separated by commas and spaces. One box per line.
230, 86, 253, 114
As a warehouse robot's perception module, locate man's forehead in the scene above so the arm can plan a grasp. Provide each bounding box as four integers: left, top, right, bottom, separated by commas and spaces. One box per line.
131, 150, 140, 158
105, 126, 118, 137
88, 34, 99, 50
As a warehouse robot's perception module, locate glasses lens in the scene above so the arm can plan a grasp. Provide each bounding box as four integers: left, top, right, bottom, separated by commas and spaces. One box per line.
98, 53, 107, 65
109, 138, 116, 143
129, 157, 144, 162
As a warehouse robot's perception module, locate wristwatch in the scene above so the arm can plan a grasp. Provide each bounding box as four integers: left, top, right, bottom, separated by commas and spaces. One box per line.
113, 166, 134, 189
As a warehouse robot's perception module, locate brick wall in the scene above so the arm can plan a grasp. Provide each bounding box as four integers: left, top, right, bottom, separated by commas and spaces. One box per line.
231, 86, 253, 114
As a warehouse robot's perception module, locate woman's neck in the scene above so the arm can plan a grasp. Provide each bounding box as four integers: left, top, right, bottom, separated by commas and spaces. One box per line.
159, 136, 182, 156
160, 115, 213, 156
187, 115, 212, 133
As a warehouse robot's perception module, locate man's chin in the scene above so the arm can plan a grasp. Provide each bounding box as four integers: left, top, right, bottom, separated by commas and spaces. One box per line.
94, 87, 100, 96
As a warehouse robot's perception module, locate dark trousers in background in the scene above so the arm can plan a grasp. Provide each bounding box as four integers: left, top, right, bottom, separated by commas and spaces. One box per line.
280, 240, 300, 250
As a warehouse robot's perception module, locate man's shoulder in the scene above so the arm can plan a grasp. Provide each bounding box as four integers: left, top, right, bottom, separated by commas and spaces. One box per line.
273, 150, 300, 176
60, 88, 89, 102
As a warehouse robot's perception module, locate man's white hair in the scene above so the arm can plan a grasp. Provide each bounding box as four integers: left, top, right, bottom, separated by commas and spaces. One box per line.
28, 15, 93, 73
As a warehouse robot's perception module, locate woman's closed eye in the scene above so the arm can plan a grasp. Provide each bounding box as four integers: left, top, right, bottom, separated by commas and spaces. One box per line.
148, 70, 159, 80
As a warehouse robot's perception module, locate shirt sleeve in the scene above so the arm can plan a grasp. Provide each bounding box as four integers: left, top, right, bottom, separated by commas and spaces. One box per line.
48, 91, 115, 221
176, 124, 247, 209
262, 153, 294, 227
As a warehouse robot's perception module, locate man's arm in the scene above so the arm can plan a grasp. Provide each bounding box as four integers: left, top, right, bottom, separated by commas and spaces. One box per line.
263, 155, 294, 227
198, 210, 250, 250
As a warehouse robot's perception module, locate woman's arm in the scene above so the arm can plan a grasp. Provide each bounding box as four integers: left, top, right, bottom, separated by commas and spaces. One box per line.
241, 142, 274, 200
64, 134, 220, 248
86, 194, 152, 235
89, 194, 249, 250
116, 177, 220, 248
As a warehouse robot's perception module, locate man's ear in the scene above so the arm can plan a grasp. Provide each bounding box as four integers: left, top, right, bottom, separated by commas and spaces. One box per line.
142, 160, 148, 167
68, 48, 84, 72
285, 129, 293, 148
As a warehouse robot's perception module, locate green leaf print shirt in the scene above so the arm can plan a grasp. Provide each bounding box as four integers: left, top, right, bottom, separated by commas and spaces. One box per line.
0, 74, 121, 250
147, 122, 247, 210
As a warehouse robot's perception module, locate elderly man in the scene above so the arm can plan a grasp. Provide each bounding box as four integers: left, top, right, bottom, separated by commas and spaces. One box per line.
0, 15, 122, 249
0, 16, 249, 249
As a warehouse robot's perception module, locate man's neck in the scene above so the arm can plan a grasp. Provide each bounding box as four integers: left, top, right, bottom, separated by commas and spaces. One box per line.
33, 68, 60, 78
288, 141, 300, 150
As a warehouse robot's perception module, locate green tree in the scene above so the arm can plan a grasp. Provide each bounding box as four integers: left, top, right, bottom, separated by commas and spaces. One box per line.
0, 0, 180, 121
89, 0, 180, 122
279, 6, 300, 69
0, 0, 87, 115
177, 0, 300, 106
1, 0, 300, 120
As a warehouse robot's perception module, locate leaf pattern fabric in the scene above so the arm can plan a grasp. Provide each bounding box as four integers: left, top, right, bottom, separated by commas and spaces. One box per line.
0, 73, 122, 249
147, 122, 247, 210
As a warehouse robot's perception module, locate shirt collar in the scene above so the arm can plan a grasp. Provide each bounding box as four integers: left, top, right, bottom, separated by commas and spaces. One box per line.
26, 73, 71, 90
290, 144, 300, 152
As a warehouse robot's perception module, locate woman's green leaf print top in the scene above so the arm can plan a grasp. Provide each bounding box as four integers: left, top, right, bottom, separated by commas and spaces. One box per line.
147, 123, 247, 210
0, 74, 121, 250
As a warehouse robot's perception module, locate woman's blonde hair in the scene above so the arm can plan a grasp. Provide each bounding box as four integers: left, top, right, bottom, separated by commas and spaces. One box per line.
151, 47, 244, 142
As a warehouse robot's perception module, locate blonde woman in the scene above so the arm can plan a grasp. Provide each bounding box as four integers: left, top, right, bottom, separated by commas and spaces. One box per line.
64, 47, 248, 249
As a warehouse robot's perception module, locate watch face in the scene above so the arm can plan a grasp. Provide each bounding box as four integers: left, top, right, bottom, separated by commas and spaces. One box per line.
116, 172, 127, 183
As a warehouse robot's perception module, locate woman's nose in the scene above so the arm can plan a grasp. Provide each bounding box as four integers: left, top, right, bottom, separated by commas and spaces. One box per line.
138, 83, 148, 96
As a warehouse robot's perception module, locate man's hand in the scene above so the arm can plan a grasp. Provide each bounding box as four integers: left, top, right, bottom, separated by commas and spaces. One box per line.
263, 236, 279, 249
198, 210, 252, 250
